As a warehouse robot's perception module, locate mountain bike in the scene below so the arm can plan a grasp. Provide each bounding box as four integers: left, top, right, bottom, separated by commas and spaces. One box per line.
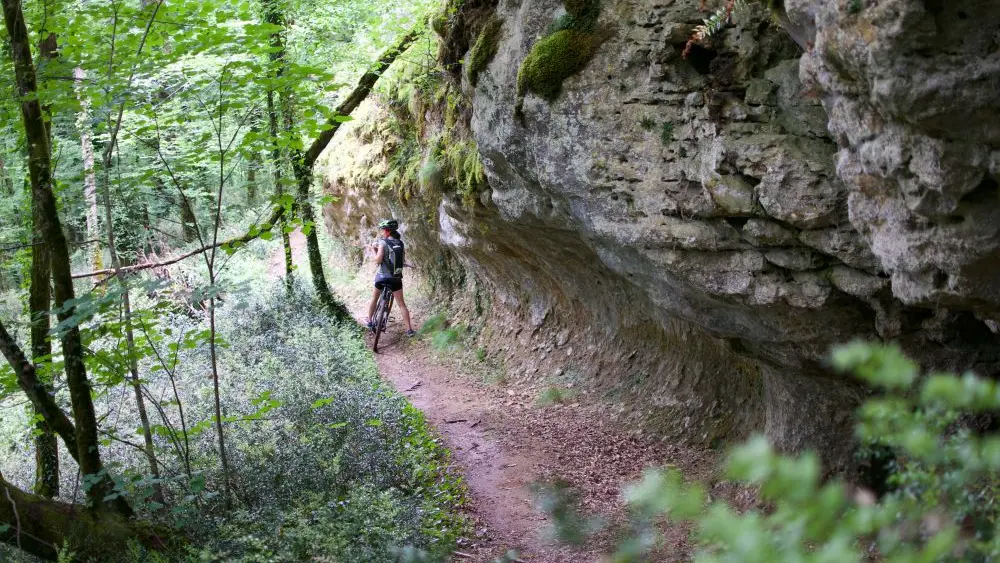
370, 284, 394, 353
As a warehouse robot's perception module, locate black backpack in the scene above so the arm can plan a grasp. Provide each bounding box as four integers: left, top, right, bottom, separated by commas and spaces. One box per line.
383, 238, 405, 278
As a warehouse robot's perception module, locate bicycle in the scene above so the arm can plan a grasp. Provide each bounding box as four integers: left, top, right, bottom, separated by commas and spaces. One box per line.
369, 283, 394, 353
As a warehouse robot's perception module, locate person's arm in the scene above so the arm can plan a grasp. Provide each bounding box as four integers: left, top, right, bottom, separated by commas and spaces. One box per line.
373, 240, 384, 271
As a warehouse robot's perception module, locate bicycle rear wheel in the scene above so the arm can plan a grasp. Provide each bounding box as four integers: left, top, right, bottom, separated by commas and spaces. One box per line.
372, 289, 392, 353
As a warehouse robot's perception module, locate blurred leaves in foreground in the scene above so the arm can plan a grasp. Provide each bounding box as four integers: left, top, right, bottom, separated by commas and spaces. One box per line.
540, 342, 1000, 562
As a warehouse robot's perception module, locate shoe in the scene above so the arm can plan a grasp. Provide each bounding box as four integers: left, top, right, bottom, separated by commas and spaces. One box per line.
405, 329, 416, 337
364, 318, 375, 330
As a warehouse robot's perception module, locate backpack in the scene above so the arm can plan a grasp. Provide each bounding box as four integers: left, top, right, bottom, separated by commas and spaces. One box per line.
383, 238, 405, 278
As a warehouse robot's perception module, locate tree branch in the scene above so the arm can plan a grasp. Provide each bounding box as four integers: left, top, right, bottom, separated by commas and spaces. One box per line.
71, 205, 286, 279
0, 319, 80, 462
1, 470, 163, 560
302, 28, 420, 168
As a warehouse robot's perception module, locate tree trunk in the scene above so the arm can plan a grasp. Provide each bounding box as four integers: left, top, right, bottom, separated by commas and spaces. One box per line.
246, 120, 259, 207
75, 66, 102, 272
0, 155, 13, 195
100, 143, 166, 506
266, 90, 295, 288
29, 206, 58, 499
2, 0, 130, 516
264, 0, 351, 320
31, 25, 61, 501
180, 192, 198, 243
291, 156, 350, 320
0, 320, 79, 463
1, 471, 164, 561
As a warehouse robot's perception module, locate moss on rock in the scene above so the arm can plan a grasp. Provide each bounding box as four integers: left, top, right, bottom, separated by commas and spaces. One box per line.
516, 29, 605, 102
467, 15, 503, 87
514, 0, 609, 112
563, 0, 601, 29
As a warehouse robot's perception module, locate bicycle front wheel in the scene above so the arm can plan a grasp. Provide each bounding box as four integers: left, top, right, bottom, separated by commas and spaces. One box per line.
372, 300, 385, 352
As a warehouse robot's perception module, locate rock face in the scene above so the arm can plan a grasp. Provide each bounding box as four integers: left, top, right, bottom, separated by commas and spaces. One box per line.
788, 0, 1000, 316
322, 0, 1000, 469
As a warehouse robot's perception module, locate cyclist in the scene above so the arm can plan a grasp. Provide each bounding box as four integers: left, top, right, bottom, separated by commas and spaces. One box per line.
366, 219, 415, 337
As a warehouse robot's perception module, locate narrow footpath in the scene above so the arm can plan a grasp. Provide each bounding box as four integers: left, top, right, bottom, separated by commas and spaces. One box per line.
270, 233, 724, 562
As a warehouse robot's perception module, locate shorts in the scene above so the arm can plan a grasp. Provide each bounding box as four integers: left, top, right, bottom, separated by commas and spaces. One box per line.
374, 277, 403, 292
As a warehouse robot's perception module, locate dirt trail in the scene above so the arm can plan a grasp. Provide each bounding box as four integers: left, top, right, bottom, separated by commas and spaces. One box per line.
269, 233, 719, 562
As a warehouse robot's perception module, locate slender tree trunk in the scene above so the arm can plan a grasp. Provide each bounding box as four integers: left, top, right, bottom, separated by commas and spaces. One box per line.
29, 26, 61, 501
207, 294, 232, 506
263, 0, 349, 320
180, 192, 198, 243
3, 0, 130, 515
29, 189, 58, 499
263, 3, 294, 289
246, 120, 259, 206
75, 66, 102, 272
246, 160, 257, 205
291, 157, 349, 320
266, 90, 294, 288
0, 155, 13, 195
100, 143, 166, 506
0, 321, 80, 461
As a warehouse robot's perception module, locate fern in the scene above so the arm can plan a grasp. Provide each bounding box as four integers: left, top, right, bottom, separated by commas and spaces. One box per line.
682, 0, 753, 58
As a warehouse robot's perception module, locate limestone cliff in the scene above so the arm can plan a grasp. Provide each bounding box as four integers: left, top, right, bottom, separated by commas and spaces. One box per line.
320, 0, 1000, 469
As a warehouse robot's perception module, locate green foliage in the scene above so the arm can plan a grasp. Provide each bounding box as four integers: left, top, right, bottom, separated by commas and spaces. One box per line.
467, 15, 504, 87
430, 0, 462, 38
660, 121, 674, 144
536, 385, 571, 406
175, 283, 465, 560
419, 154, 445, 192
431, 327, 462, 351
564, 0, 602, 28
440, 139, 486, 205
417, 313, 463, 352
515, 0, 608, 109
533, 480, 603, 546
418, 312, 449, 334
639, 116, 656, 131
539, 342, 1000, 562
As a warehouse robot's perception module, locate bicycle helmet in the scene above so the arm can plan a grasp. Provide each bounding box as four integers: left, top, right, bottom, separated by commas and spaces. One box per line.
377, 219, 399, 230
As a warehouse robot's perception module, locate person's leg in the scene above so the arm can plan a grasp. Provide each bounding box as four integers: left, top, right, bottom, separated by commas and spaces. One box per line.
366, 287, 381, 322
392, 289, 413, 332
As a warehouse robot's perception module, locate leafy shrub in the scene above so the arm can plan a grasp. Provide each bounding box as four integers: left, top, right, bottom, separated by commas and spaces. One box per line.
536, 385, 568, 406
186, 284, 466, 561
418, 313, 449, 334
543, 342, 1000, 562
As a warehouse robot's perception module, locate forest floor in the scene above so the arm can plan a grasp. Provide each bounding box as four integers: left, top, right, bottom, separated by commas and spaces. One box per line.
269, 233, 741, 562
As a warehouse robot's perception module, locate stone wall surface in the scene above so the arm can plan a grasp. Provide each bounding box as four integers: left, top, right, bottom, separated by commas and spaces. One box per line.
321, 0, 1000, 469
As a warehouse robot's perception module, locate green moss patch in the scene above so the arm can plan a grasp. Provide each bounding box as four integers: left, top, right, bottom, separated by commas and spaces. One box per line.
515, 0, 609, 112
467, 15, 503, 86
517, 29, 605, 102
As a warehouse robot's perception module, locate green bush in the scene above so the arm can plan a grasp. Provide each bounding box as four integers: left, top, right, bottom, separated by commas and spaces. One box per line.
543, 342, 1000, 562
193, 285, 466, 561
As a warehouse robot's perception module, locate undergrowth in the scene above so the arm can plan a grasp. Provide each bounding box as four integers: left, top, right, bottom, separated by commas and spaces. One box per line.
0, 276, 467, 562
